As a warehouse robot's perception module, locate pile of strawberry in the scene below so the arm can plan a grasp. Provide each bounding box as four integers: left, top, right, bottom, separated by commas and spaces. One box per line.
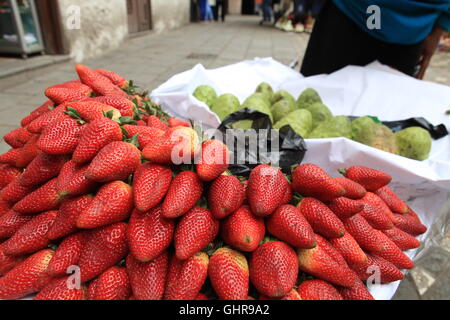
0, 65, 427, 300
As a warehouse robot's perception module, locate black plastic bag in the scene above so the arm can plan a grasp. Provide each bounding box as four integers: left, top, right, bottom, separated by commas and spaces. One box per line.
216, 108, 307, 177
349, 116, 448, 140
382, 117, 448, 140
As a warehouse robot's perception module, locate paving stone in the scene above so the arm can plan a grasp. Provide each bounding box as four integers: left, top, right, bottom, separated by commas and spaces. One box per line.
392, 275, 421, 300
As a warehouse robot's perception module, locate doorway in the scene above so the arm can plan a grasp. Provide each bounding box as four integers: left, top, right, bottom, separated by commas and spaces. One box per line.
241, 0, 255, 15
127, 0, 152, 34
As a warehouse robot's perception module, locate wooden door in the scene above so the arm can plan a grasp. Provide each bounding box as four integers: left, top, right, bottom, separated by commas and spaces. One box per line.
34, 0, 66, 54
127, 0, 152, 34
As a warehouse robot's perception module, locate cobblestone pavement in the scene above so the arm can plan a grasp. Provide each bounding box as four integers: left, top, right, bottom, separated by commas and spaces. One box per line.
0, 15, 449, 300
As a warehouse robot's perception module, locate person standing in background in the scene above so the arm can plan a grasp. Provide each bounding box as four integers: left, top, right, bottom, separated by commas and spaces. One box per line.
255, 0, 263, 15
301, 0, 450, 79
199, 0, 208, 20
260, 0, 273, 25
215, 0, 228, 22
209, 0, 217, 20
205, 0, 215, 21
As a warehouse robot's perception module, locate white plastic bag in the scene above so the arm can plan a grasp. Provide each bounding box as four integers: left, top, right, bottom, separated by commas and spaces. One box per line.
151, 57, 450, 300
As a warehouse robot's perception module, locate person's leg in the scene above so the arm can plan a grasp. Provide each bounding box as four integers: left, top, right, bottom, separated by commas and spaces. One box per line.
377, 40, 423, 77
222, 0, 227, 22
311, 0, 325, 18
300, 1, 376, 76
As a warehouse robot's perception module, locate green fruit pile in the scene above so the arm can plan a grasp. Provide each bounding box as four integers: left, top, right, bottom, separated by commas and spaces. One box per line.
194, 85, 433, 161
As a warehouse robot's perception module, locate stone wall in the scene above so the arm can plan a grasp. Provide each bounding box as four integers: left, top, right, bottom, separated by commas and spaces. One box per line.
57, 0, 128, 62
228, 0, 243, 15
150, 0, 190, 33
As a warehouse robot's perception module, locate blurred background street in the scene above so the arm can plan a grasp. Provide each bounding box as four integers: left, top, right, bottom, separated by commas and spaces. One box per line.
0, 7, 449, 300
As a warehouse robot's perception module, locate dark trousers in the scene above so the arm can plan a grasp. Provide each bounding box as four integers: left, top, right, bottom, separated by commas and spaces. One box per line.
214, 1, 227, 22
300, 1, 423, 77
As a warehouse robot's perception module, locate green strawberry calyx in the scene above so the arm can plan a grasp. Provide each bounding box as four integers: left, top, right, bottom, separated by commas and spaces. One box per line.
65, 106, 86, 125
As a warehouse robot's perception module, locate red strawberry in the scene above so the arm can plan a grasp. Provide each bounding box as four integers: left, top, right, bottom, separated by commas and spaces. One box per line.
297, 237, 355, 287
88, 266, 131, 300
169, 117, 190, 128
77, 223, 128, 282
0, 164, 21, 189
1, 175, 37, 203
351, 253, 403, 283
250, 241, 298, 298
0, 148, 22, 166
95, 69, 128, 88
0, 245, 25, 275
162, 171, 203, 219
337, 277, 374, 300
27, 104, 67, 134
1, 210, 58, 256
133, 163, 172, 212
196, 293, 209, 300
164, 252, 209, 300
45, 87, 89, 105
359, 196, 394, 230
281, 182, 293, 204
0, 249, 54, 300
375, 186, 409, 214
266, 204, 316, 248
221, 205, 265, 252
142, 126, 200, 164
339, 166, 392, 191
147, 115, 169, 131
91, 95, 134, 117
208, 175, 245, 219
344, 215, 413, 269
333, 177, 367, 199
0, 210, 33, 239
85, 141, 141, 183
72, 117, 122, 164
76, 64, 129, 98
122, 125, 166, 149
77, 181, 133, 229
34, 276, 87, 300
0, 198, 11, 217
56, 161, 98, 198
370, 230, 414, 269
209, 248, 249, 300
362, 192, 396, 224
393, 213, 427, 236
174, 206, 219, 260
13, 178, 62, 214
15, 135, 41, 168
196, 140, 230, 182
247, 165, 287, 217
382, 227, 420, 251
50, 80, 93, 95
127, 206, 175, 262
21, 100, 53, 128
328, 197, 364, 220
19, 153, 67, 187
405, 206, 423, 224
329, 231, 367, 266
4, 127, 33, 148
260, 289, 301, 300
47, 232, 86, 277
126, 252, 168, 300
297, 198, 345, 239
297, 280, 343, 300
37, 115, 84, 155
292, 164, 345, 201
66, 101, 121, 123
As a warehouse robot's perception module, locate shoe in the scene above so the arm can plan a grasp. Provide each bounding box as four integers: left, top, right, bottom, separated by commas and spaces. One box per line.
294, 23, 305, 33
